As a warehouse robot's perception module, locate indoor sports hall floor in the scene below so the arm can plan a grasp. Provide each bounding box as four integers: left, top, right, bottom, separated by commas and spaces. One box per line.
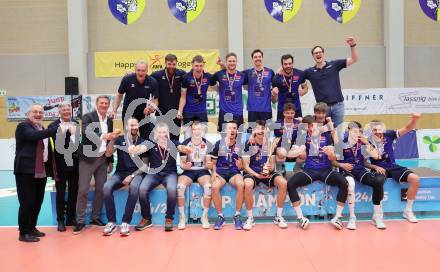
0, 221, 439, 272
1, 159, 439, 272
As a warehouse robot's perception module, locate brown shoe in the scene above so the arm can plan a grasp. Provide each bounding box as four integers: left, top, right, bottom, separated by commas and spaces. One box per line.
135, 218, 152, 231
165, 218, 173, 232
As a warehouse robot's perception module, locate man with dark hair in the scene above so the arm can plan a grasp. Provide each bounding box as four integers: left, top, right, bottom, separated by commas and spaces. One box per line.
209, 121, 245, 230
242, 120, 289, 230
212, 53, 248, 131
272, 54, 308, 121
74, 96, 119, 235
112, 60, 159, 140
151, 54, 187, 140
332, 121, 387, 230
102, 118, 146, 237
287, 108, 348, 230
364, 114, 421, 223
302, 37, 358, 128
243, 49, 275, 124
274, 103, 302, 175
177, 55, 215, 126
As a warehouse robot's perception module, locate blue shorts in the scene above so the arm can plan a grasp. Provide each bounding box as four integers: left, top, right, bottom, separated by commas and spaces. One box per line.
217, 171, 241, 182
243, 172, 281, 188
180, 169, 211, 182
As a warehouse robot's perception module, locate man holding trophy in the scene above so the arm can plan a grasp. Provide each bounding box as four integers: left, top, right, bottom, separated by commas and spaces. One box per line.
176, 120, 213, 230
242, 120, 289, 230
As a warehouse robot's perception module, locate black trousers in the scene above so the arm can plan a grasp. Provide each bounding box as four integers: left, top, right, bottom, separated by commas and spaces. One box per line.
15, 174, 47, 235
55, 171, 79, 222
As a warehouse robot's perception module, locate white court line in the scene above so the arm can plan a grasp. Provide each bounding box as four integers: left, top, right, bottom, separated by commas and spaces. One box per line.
0, 182, 54, 198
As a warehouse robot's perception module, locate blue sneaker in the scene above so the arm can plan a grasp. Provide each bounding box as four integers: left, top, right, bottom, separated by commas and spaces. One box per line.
214, 215, 225, 230
234, 215, 243, 230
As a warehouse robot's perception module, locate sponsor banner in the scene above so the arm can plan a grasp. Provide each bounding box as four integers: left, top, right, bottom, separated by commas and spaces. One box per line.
6, 96, 82, 121
264, 0, 302, 23
414, 188, 440, 201
342, 88, 440, 115
419, 0, 440, 22
417, 129, 440, 159
95, 49, 220, 77
82, 94, 123, 119
108, 0, 146, 25
324, 0, 362, 24
168, 0, 205, 23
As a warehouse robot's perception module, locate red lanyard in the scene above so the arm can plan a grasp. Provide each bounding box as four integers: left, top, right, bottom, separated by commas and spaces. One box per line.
282, 75, 292, 93
193, 72, 204, 95
165, 70, 175, 93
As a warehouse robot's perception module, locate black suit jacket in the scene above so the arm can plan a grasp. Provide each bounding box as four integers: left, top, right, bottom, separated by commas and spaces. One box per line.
48, 119, 80, 178
78, 111, 114, 163
14, 121, 58, 176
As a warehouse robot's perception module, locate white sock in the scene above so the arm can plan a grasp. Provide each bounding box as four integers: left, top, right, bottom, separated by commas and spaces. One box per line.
294, 206, 303, 219
277, 207, 283, 217
218, 213, 224, 218
178, 206, 185, 219
247, 210, 253, 219
406, 200, 414, 211
202, 208, 208, 218
335, 205, 344, 219
235, 211, 240, 216
348, 199, 355, 218
347, 177, 356, 218
373, 205, 382, 217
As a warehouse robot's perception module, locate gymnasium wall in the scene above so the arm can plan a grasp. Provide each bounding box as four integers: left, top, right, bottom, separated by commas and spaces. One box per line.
404, 0, 440, 87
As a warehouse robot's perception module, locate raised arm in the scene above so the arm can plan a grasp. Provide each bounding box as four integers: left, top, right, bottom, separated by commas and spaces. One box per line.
346, 36, 359, 67
397, 113, 420, 137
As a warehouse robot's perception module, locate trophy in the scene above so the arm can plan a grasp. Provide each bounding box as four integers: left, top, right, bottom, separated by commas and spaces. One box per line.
261, 137, 281, 176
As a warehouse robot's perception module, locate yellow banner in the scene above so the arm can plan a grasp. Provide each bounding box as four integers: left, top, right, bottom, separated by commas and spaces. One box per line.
95, 49, 220, 77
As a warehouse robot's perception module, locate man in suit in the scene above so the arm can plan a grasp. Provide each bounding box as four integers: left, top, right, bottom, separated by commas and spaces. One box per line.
14, 104, 59, 242
48, 103, 80, 232
74, 96, 119, 234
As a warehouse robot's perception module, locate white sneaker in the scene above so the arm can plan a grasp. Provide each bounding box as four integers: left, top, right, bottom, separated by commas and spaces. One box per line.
346, 217, 357, 230
372, 215, 387, 229
330, 217, 344, 230
243, 217, 255, 231
298, 217, 309, 230
103, 222, 116, 236
274, 216, 288, 229
177, 217, 186, 230
120, 222, 130, 236
403, 210, 418, 223
201, 215, 210, 229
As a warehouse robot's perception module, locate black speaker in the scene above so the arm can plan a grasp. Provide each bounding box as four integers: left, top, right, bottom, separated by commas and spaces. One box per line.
65, 77, 79, 95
